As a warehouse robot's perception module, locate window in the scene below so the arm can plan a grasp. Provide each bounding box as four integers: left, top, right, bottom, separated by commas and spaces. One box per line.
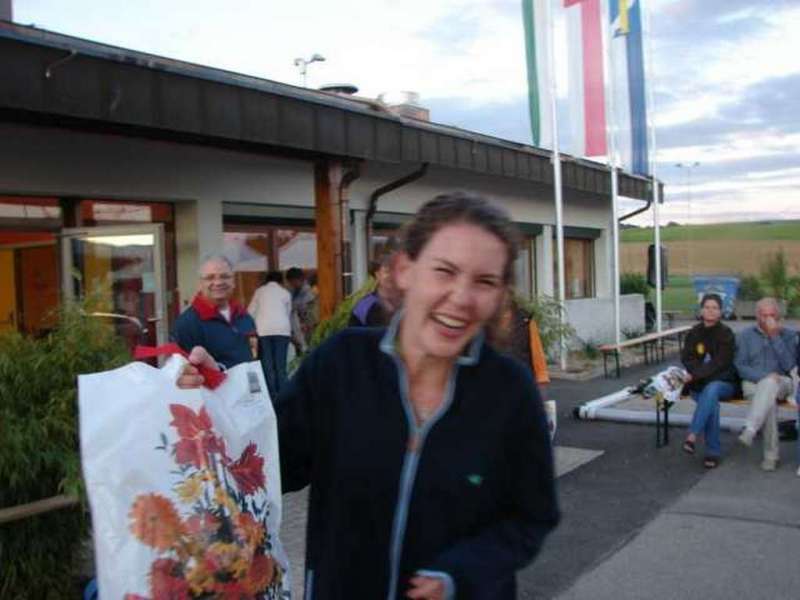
369, 228, 401, 267
77, 199, 178, 317
556, 238, 594, 299
514, 236, 537, 300
0, 196, 62, 336
223, 224, 317, 306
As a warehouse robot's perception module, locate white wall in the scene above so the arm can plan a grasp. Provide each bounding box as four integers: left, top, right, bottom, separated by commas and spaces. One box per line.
537, 225, 555, 297
0, 123, 314, 303
347, 162, 614, 302
0, 124, 622, 330
565, 293, 645, 345
348, 163, 612, 230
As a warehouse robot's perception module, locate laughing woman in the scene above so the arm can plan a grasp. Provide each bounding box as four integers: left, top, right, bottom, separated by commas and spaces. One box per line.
181, 192, 559, 599
681, 293, 738, 468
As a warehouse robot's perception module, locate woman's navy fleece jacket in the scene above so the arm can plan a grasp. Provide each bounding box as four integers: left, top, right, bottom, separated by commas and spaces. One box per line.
276, 324, 560, 599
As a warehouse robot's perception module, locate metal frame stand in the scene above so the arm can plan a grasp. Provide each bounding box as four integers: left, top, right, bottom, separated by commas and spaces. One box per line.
655, 394, 670, 447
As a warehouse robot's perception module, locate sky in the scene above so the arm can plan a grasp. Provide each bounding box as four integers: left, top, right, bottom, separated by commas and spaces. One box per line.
11, 0, 800, 225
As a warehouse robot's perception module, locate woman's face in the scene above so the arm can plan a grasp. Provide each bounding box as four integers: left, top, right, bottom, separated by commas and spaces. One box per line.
700, 299, 722, 326
396, 223, 508, 361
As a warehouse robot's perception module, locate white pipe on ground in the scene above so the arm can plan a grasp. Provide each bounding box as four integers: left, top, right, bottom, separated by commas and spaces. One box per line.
575, 389, 634, 420
583, 407, 747, 433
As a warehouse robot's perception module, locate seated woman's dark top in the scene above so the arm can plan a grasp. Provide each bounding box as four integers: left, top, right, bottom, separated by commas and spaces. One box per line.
680, 321, 737, 392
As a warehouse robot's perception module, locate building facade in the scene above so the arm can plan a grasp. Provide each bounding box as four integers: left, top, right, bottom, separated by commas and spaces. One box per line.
0, 21, 651, 348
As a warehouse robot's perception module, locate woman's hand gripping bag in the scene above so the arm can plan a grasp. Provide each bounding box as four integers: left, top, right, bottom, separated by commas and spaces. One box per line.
79, 356, 290, 599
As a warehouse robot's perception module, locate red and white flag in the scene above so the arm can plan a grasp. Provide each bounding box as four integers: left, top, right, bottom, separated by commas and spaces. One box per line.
523, 0, 608, 158
563, 0, 607, 157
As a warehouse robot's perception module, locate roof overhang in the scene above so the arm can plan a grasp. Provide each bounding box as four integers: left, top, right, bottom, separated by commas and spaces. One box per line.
0, 21, 657, 201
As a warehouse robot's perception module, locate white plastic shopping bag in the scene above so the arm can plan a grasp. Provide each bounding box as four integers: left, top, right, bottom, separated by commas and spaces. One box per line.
79, 356, 290, 599
642, 366, 688, 406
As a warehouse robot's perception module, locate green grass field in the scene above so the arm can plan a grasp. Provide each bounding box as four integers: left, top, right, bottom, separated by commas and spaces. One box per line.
659, 275, 696, 314
621, 220, 800, 243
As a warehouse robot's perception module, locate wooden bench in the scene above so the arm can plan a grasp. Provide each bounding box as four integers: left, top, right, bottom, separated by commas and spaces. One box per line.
652, 395, 798, 449
662, 310, 682, 328
599, 325, 692, 378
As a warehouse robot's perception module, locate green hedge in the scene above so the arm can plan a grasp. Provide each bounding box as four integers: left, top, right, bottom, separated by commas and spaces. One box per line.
620, 272, 650, 299
0, 304, 129, 597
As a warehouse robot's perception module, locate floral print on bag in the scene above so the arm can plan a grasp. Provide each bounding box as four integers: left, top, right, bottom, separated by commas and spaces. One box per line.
124, 404, 286, 600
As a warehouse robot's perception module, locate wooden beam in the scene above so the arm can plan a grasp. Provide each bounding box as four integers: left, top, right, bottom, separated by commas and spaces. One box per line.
0, 494, 79, 524
314, 161, 343, 320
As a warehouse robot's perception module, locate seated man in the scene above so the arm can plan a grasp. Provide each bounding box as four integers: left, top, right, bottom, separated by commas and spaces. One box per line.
734, 297, 799, 471
173, 254, 256, 370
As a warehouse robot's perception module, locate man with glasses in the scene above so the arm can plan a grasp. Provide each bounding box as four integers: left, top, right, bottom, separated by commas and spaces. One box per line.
735, 297, 798, 471
172, 254, 256, 370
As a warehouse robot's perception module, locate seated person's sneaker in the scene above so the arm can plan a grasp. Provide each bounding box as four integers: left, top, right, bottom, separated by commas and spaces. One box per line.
738, 427, 755, 447
761, 458, 778, 471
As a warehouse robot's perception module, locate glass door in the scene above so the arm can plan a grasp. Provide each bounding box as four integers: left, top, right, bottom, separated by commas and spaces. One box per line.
0, 248, 16, 333
61, 224, 167, 351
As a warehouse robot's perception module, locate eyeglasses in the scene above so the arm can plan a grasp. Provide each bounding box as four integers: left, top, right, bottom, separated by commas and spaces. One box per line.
200, 273, 234, 282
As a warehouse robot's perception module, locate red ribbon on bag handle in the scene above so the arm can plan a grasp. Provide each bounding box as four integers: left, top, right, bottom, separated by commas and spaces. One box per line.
133, 343, 226, 390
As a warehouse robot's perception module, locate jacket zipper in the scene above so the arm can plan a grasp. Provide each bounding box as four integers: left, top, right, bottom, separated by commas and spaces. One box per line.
385, 356, 458, 600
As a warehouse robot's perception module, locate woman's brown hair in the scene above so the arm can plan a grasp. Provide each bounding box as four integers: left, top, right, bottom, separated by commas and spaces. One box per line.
401, 191, 520, 283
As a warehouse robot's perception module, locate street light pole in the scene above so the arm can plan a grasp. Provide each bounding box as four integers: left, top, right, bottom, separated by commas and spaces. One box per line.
675, 161, 700, 278
293, 53, 326, 87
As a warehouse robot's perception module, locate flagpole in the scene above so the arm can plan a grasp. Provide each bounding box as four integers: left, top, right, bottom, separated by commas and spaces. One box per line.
543, 0, 568, 370
601, 0, 622, 346
643, 0, 662, 332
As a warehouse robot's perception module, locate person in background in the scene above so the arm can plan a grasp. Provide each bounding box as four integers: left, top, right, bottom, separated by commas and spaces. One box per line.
248, 270, 292, 401
304, 271, 320, 340
796, 367, 800, 477
172, 254, 255, 369
349, 251, 401, 328
735, 297, 798, 471
285, 267, 315, 353
178, 192, 559, 598
680, 293, 737, 469
491, 296, 550, 397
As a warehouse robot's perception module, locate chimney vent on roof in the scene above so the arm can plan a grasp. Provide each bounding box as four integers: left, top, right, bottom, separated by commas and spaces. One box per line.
377, 91, 429, 121
319, 83, 359, 96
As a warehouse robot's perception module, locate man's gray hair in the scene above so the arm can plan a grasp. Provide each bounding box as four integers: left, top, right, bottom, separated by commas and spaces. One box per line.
756, 297, 781, 317
198, 253, 234, 275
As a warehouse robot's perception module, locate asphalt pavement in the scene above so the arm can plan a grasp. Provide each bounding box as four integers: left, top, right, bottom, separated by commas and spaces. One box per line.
525, 351, 800, 600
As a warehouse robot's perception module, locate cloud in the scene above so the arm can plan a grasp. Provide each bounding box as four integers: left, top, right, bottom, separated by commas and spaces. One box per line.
425, 96, 531, 144
13, 0, 800, 224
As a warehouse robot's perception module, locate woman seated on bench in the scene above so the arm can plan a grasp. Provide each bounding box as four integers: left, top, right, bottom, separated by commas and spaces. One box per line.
681, 293, 738, 468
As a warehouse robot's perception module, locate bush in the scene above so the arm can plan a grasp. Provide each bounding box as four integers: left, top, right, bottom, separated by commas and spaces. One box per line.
581, 339, 600, 360
760, 249, 792, 300
620, 272, 650, 299
0, 303, 129, 598
307, 279, 375, 349
622, 327, 645, 340
515, 294, 575, 356
737, 275, 763, 301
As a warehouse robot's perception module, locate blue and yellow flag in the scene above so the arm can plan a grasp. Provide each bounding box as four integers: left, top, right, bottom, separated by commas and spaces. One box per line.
609, 0, 649, 175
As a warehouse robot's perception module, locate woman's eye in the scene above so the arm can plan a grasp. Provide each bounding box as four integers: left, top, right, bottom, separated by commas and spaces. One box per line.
435, 267, 454, 275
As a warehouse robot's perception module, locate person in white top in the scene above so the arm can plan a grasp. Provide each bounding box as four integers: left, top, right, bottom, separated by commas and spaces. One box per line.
248, 270, 292, 401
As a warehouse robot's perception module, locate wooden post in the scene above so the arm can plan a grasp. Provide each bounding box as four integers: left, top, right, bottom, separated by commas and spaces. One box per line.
315, 161, 344, 320
0, 494, 79, 524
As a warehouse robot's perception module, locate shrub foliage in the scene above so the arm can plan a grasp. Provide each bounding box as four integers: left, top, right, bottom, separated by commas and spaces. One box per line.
620, 272, 650, 299
0, 304, 129, 598
515, 294, 575, 356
